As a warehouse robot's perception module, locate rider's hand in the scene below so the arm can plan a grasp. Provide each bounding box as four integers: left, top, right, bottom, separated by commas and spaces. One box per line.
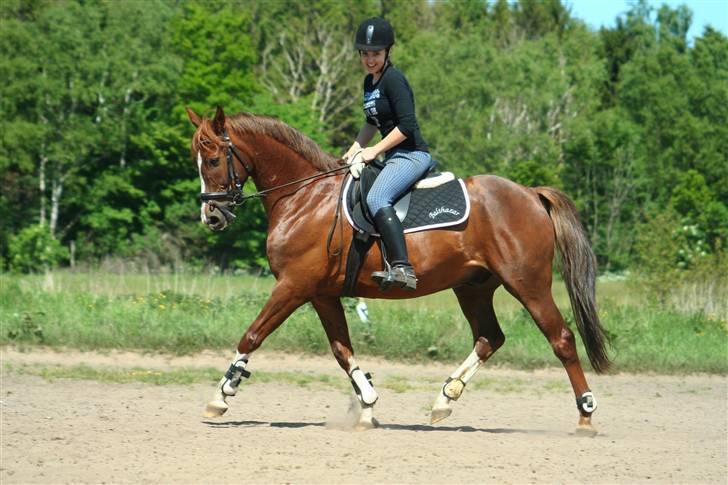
342, 143, 362, 163
359, 147, 380, 163
349, 151, 365, 179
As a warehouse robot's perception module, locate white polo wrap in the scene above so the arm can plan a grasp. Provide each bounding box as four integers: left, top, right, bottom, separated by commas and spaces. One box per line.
221, 352, 250, 397
351, 368, 378, 406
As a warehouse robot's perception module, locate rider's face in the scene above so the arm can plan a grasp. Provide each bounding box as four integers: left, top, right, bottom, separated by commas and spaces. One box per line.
360, 49, 386, 75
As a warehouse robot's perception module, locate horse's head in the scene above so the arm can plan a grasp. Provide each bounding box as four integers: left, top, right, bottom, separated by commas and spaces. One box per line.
188, 106, 250, 231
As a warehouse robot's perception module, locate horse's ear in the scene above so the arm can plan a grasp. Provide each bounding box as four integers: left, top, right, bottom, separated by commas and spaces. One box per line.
212, 106, 226, 134
186, 107, 202, 128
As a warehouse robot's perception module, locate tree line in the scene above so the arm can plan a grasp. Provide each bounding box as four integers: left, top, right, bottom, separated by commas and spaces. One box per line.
1, 0, 726, 274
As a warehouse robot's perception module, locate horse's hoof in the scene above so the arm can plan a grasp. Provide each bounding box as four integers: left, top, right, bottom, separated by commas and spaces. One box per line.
354, 417, 379, 431
204, 400, 229, 418
575, 424, 598, 437
430, 407, 452, 424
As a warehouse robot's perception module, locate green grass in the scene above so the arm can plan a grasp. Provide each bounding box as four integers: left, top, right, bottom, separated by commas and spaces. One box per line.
1, 270, 726, 374
3, 270, 276, 300
0, 270, 642, 311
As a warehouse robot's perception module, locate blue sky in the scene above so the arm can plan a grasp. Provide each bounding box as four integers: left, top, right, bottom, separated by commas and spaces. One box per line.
567, 0, 728, 42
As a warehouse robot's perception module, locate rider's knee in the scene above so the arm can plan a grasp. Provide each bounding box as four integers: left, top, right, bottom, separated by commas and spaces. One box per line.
366, 192, 385, 216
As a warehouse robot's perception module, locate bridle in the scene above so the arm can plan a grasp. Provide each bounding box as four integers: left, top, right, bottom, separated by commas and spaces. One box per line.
199, 130, 251, 206
198, 129, 350, 222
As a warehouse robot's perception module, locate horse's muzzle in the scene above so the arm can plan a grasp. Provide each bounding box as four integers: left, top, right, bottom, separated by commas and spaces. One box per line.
206, 201, 236, 231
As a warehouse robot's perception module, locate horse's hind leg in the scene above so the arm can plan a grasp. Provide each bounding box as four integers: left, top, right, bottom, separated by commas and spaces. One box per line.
431, 282, 505, 424
508, 284, 598, 435
312, 296, 379, 430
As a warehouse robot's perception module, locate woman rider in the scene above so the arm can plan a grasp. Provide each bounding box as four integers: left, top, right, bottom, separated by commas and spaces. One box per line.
343, 17, 434, 291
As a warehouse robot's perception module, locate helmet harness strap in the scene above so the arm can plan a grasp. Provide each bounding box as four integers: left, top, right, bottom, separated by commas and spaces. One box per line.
382, 49, 391, 74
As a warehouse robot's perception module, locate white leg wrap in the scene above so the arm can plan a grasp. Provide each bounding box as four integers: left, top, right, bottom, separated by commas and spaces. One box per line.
451, 347, 483, 382
221, 351, 250, 397
577, 391, 597, 414
205, 352, 250, 417
442, 347, 483, 399
431, 347, 484, 423
348, 357, 378, 406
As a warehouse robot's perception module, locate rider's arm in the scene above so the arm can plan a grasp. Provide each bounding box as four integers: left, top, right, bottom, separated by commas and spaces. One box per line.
370, 126, 407, 157
355, 123, 379, 148
344, 123, 378, 161
386, 72, 418, 141
366, 71, 414, 158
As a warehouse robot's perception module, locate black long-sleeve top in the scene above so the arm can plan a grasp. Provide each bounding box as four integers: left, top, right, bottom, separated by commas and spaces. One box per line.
363, 64, 428, 154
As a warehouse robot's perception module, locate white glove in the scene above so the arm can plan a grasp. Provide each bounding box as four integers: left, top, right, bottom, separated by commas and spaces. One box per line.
348, 150, 365, 179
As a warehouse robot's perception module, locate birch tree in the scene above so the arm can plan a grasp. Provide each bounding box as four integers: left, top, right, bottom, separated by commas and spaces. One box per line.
253, 0, 377, 141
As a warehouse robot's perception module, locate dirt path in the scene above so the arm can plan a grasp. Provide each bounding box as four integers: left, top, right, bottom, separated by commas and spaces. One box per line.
1, 347, 726, 484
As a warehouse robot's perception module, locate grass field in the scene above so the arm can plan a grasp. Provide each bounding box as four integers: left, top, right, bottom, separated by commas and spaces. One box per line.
1, 270, 726, 374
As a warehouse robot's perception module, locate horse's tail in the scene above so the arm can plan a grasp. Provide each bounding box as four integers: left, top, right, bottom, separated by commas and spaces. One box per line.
534, 187, 611, 374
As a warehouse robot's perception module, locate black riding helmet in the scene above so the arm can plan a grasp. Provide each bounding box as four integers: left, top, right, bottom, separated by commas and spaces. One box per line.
355, 17, 395, 51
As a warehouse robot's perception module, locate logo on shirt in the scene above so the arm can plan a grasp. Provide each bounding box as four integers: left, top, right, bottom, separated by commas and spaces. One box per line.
363, 88, 381, 125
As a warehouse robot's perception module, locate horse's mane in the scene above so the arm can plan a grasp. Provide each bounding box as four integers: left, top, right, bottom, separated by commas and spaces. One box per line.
224, 112, 343, 171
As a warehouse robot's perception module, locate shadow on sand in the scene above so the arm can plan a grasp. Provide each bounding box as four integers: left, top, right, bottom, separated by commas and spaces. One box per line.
202, 419, 553, 435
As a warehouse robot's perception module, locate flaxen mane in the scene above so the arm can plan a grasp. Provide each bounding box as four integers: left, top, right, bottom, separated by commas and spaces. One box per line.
227, 113, 342, 171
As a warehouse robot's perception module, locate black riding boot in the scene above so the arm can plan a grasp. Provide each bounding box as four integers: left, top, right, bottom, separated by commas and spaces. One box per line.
371, 206, 417, 291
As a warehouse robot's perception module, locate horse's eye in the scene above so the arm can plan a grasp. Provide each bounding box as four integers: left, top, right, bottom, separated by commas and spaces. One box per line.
208, 158, 220, 167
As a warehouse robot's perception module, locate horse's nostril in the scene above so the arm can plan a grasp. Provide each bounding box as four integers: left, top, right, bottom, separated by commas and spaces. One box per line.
208, 215, 220, 226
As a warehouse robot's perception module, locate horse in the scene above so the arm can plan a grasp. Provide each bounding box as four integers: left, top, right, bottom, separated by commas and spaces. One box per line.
187, 106, 611, 434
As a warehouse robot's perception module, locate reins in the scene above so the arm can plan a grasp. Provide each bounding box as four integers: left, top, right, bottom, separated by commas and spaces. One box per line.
242, 164, 350, 202
200, 130, 350, 207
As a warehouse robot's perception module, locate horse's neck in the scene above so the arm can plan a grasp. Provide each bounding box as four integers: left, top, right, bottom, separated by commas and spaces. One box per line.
244, 135, 324, 214
250, 143, 318, 190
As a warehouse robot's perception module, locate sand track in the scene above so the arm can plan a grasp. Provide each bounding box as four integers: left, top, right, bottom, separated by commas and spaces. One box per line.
1, 348, 726, 484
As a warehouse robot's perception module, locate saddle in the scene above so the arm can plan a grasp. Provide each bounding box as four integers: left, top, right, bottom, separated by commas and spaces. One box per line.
341, 162, 470, 295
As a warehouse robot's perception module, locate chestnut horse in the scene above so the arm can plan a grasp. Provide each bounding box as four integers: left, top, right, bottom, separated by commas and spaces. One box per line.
188, 106, 610, 434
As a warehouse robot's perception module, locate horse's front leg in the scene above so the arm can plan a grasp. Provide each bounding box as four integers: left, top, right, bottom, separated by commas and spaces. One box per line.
205, 281, 305, 418
311, 296, 379, 430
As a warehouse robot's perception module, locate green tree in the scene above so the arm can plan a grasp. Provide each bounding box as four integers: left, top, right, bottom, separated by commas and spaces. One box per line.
615, 4, 727, 260
8, 224, 68, 273
252, 0, 377, 145
139, 0, 264, 270
563, 109, 646, 270
1, 0, 179, 263
689, 27, 728, 204
151, 1, 338, 270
